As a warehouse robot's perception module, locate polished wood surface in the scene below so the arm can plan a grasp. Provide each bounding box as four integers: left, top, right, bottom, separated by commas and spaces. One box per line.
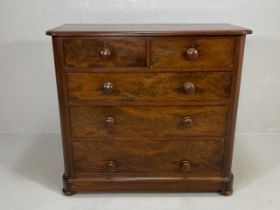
151, 37, 234, 70
64, 174, 232, 193
70, 106, 228, 139
63, 38, 147, 67
72, 140, 224, 174
47, 24, 251, 196
67, 72, 232, 102
46, 24, 252, 36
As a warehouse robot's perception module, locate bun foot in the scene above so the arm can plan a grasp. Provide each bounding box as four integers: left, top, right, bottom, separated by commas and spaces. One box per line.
62, 188, 75, 196
220, 173, 234, 196
62, 174, 75, 196
220, 189, 233, 196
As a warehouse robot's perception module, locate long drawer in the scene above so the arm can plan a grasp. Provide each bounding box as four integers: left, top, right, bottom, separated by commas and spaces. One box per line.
72, 140, 224, 175
70, 106, 228, 140
67, 72, 231, 103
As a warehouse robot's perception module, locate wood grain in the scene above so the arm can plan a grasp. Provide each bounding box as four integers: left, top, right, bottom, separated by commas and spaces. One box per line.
46, 24, 251, 195
151, 37, 235, 70
223, 36, 246, 178
46, 24, 252, 36
67, 72, 232, 103
72, 140, 224, 174
66, 177, 232, 194
70, 106, 228, 139
51, 37, 75, 178
63, 37, 147, 68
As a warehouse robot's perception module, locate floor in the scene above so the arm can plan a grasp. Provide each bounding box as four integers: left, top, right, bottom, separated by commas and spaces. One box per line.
0, 133, 279, 210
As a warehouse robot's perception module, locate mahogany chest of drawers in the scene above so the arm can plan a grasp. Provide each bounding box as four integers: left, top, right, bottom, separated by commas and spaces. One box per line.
46, 24, 251, 195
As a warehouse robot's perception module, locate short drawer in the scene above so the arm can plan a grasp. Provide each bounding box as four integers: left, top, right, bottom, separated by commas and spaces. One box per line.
70, 106, 228, 139
151, 37, 235, 70
72, 140, 224, 174
63, 38, 147, 68
67, 72, 231, 102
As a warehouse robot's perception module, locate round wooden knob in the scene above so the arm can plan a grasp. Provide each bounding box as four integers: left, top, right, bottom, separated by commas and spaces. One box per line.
182, 116, 193, 128
103, 82, 113, 93
99, 47, 111, 60
181, 160, 191, 172
107, 160, 116, 172
186, 47, 199, 59
104, 116, 115, 128
184, 82, 195, 94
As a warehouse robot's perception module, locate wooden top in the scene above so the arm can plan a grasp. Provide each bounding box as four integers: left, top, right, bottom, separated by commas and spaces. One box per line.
46, 24, 252, 37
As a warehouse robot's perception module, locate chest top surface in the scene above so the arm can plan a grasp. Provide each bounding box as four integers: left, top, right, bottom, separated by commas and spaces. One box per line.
46, 23, 252, 36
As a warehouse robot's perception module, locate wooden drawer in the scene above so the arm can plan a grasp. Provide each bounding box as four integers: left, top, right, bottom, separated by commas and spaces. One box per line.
151, 37, 235, 70
63, 38, 147, 68
70, 106, 228, 139
67, 72, 231, 103
72, 140, 224, 174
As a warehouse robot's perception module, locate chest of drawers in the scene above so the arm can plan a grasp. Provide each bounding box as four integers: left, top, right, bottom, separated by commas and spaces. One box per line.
47, 24, 251, 196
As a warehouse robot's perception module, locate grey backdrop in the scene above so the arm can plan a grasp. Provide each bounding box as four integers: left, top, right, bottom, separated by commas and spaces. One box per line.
0, 0, 279, 134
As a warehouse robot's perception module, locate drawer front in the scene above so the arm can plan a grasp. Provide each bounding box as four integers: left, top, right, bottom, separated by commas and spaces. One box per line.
63, 38, 147, 68
73, 140, 224, 174
151, 37, 235, 70
67, 72, 231, 102
70, 106, 228, 139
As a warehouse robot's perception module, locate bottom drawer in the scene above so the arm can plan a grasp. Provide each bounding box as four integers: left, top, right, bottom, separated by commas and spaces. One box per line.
72, 140, 224, 175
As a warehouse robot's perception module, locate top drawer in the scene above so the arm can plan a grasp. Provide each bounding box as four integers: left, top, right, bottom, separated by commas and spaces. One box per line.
63, 38, 147, 68
151, 37, 235, 70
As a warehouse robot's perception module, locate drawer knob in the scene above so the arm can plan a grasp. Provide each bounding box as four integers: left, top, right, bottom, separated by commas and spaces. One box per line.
184, 82, 195, 94
99, 47, 111, 60
182, 116, 193, 128
181, 160, 191, 172
186, 47, 199, 60
107, 160, 116, 172
104, 116, 115, 128
103, 82, 113, 93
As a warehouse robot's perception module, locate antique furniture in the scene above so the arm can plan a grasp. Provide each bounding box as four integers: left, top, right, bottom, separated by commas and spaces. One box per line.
46, 24, 252, 195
